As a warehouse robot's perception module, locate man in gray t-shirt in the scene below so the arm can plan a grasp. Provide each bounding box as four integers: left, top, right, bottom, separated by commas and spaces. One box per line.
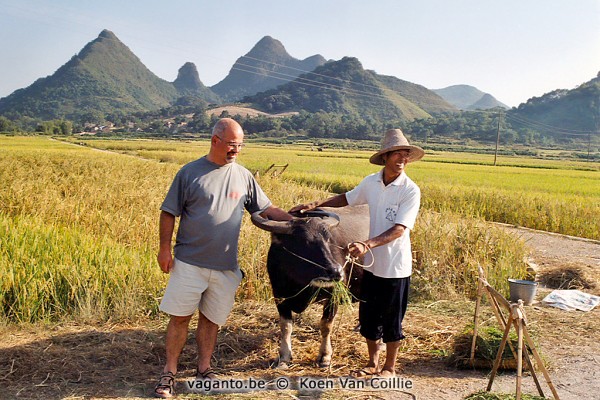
161, 155, 270, 270
154, 118, 291, 398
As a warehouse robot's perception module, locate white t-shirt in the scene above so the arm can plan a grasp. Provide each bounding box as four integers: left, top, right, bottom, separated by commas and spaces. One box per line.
345, 170, 420, 278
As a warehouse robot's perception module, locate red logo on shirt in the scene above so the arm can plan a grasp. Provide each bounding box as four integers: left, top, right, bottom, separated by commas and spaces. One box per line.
228, 191, 241, 199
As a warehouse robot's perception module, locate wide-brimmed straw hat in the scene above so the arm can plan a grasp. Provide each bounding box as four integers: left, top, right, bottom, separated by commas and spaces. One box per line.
369, 128, 425, 165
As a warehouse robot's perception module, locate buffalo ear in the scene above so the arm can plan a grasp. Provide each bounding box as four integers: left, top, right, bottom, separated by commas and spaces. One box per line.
250, 211, 294, 235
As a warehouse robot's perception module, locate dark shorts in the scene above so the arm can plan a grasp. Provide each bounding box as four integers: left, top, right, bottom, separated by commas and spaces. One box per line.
359, 271, 410, 343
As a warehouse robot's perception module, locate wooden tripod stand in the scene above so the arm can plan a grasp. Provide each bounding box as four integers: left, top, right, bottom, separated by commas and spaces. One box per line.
471, 266, 560, 400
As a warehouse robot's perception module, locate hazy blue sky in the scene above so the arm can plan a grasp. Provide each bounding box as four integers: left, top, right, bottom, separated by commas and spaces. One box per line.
1, 0, 598, 107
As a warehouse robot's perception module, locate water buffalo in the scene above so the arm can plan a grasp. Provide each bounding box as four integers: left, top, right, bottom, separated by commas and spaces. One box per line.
250, 205, 369, 368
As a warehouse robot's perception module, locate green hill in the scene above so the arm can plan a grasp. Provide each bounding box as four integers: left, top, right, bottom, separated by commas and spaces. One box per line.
510, 73, 600, 134
376, 74, 457, 115
0, 30, 211, 122
173, 62, 221, 104
210, 36, 327, 101
243, 56, 456, 123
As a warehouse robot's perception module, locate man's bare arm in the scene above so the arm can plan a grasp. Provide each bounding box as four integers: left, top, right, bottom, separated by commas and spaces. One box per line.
289, 193, 349, 213
260, 205, 293, 221
157, 211, 176, 273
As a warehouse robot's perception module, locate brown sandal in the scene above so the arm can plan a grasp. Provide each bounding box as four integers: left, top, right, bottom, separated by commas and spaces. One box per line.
196, 367, 217, 380
351, 367, 378, 378
154, 371, 175, 398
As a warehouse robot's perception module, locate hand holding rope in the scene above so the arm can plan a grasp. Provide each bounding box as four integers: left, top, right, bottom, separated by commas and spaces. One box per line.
347, 240, 371, 259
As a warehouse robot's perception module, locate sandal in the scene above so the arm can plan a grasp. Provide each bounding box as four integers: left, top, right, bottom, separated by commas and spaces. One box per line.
196, 367, 217, 380
351, 366, 378, 378
377, 369, 396, 377
154, 371, 175, 398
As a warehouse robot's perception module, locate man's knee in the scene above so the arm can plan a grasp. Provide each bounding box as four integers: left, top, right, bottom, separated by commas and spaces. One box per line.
170, 314, 193, 326
197, 311, 218, 327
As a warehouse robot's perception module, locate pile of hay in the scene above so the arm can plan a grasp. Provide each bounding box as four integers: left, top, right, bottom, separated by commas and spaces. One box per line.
537, 265, 597, 292
447, 325, 534, 370
464, 391, 547, 400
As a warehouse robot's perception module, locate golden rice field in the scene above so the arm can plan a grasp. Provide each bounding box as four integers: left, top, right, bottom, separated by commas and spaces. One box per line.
3, 135, 596, 324
73, 137, 600, 240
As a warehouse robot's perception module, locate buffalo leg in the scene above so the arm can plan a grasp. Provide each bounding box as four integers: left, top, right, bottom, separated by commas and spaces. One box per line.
317, 301, 337, 368
276, 307, 293, 368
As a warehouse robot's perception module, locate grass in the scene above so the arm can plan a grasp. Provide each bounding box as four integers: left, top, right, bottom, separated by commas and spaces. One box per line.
0, 135, 545, 323
66, 137, 600, 239
448, 325, 528, 370
0, 213, 160, 323
0, 134, 593, 399
464, 392, 546, 400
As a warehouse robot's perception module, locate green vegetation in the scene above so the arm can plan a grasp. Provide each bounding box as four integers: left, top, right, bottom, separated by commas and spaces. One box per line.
244, 56, 455, 125
0, 30, 217, 125
0, 30, 597, 154
448, 325, 531, 370
464, 392, 546, 400
1, 213, 158, 322
513, 74, 600, 134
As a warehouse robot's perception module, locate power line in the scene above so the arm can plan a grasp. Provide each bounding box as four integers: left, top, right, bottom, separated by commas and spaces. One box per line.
429, 107, 598, 136
239, 54, 386, 93
230, 64, 390, 101
232, 62, 599, 136
505, 112, 596, 134
504, 114, 597, 136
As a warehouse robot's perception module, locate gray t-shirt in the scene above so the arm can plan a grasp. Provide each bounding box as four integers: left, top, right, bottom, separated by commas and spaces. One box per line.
161, 156, 271, 270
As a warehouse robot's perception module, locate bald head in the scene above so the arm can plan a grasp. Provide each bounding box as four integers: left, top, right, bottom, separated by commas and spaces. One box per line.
212, 118, 243, 138
208, 118, 245, 165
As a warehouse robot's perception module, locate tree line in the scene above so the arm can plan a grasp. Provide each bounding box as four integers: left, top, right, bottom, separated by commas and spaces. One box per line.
1, 105, 596, 151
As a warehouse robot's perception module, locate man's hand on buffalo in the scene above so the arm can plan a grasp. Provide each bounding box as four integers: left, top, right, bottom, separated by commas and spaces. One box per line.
289, 201, 319, 214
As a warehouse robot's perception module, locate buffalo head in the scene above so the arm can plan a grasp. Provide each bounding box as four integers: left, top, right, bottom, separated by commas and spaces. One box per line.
251, 210, 347, 292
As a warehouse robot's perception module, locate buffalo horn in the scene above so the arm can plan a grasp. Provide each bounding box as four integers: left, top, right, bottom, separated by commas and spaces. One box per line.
250, 211, 294, 234
302, 209, 340, 228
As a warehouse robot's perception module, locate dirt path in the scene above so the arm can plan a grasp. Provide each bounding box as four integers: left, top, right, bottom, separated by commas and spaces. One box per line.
499, 224, 599, 269
443, 226, 599, 400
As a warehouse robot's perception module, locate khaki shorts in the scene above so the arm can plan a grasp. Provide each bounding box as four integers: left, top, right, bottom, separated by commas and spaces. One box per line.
159, 258, 243, 326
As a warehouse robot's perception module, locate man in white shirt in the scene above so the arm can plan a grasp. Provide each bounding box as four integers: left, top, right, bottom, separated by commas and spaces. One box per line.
291, 128, 424, 378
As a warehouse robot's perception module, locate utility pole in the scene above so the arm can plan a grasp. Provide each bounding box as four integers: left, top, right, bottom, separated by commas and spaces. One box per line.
588, 132, 592, 162
494, 111, 501, 166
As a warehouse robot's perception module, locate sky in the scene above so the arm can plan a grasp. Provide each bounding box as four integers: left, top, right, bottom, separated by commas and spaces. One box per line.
0, 0, 599, 108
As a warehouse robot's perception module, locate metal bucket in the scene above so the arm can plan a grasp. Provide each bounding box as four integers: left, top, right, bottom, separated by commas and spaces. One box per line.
508, 279, 538, 305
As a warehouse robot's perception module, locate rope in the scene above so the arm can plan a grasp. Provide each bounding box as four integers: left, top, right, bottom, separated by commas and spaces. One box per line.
274, 242, 375, 304
273, 282, 313, 305
281, 246, 329, 270
332, 241, 375, 270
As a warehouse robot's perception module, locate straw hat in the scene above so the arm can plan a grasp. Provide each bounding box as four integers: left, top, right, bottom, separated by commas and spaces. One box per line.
369, 128, 425, 165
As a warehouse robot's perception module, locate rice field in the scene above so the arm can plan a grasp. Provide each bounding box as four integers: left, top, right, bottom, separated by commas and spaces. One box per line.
71, 137, 600, 240
3, 135, 595, 324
